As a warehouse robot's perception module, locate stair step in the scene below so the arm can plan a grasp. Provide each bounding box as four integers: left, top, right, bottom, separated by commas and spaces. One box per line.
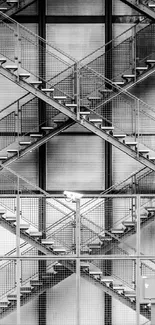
87, 97, 101, 100
148, 3, 155, 7
41, 273, 55, 279
125, 291, 136, 297
19, 73, 31, 79
7, 0, 19, 2
0, 301, 10, 307
0, 8, 9, 11
5, 65, 18, 71
99, 89, 113, 93
136, 67, 148, 71
20, 286, 32, 293
0, 156, 7, 160
53, 96, 67, 100
79, 111, 90, 115
80, 262, 90, 269
41, 126, 54, 130
28, 81, 42, 85
53, 119, 65, 123
122, 74, 135, 79
140, 214, 148, 219
29, 231, 42, 237
100, 276, 113, 283
145, 207, 155, 212
138, 149, 150, 154
149, 156, 155, 160
113, 285, 125, 291
0, 58, 7, 64
30, 133, 43, 138
19, 141, 31, 145
125, 141, 137, 146
7, 149, 18, 153
19, 223, 30, 230
65, 103, 77, 107
5, 216, 16, 222
7, 294, 22, 301
41, 239, 54, 245
89, 270, 102, 275
30, 280, 43, 286
89, 118, 102, 123
114, 134, 126, 138
122, 221, 135, 227
146, 59, 155, 65
99, 235, 112, 241
112, 81, 125, 86
88, 243, 101, 249
41, 88, 54, 92
111, 228, 124, 234
101, 126, 114, 131
52, 247, 66, 253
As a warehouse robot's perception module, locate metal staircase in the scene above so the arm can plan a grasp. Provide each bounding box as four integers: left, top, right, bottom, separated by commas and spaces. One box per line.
0, 0, 36, 16
0, 210, 152, 319
120, 0, 155, 20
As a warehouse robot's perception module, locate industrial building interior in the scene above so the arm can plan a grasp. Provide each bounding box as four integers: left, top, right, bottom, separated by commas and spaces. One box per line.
1, 0, 155, 324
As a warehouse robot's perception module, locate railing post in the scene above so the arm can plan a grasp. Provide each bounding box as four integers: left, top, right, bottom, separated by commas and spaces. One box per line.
14, 23, 21, 78
74, 63, 80, 120
16, 177, 21, 325
136, 194, 141, 325
132, 24, 137, 82
76, 198, 81, 325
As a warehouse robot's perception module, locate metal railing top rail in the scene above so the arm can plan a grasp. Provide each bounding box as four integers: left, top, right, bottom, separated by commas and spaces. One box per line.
0, 11, 77, 66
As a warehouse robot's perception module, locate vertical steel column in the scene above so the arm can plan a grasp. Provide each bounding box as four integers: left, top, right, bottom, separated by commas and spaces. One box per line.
105, 1, 112, 325
38, 1, 46, 325
76, 199, 81, 325
16, 178, 21, 325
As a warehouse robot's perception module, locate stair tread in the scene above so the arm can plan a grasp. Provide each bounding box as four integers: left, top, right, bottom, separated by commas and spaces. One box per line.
41, 88, 54, 92
101, 126, 114, 130
28, 81, 42, 84
19, 141, 32, 145
29, 231, 42, 236
0, 156, 7, 160
112, 81, 125, 85
122, 221, 135, 226
53, 96, 67, 99
41, 239, 54, 245
5, 65, 18, 69
41, 126, 54, 130
100, 276, 113, 282
138, 149, 150, 153
114, 134, 126, 138
111, 228, 124, 233
89, 270, 102, 275
125, 141, 137, 145
87, 97, 101, 100
65, 103, 77, 107
136, 67, 148, 70
122, 74, 135, 78
89, 118, 102, 122
30, 133, 43, 137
